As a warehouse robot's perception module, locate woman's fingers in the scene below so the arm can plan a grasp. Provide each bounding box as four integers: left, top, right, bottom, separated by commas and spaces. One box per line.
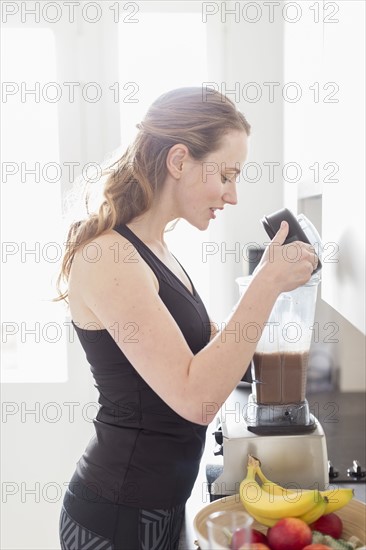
257, 235, 320, 294
281, 241, 318, 277
303, 245, 318, 270
270, 220, 289, 246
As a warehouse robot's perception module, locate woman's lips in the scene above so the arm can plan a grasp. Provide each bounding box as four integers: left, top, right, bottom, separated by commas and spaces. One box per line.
209, 207, 223, 219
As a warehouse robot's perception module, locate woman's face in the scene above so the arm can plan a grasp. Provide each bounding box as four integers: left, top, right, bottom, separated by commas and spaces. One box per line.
176, 130, 249, 230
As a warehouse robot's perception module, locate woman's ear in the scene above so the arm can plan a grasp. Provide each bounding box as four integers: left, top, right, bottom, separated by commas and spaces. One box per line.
166, 144, 189, 179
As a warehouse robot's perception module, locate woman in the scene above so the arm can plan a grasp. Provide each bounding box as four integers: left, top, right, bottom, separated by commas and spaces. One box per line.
54, 87, 317, 549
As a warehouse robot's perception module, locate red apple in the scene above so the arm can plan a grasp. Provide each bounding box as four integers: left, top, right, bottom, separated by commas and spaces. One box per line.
310, 513, 343, 539
267, 517, 312, 550
302, 545, 333, 550
251, 529, 269, 544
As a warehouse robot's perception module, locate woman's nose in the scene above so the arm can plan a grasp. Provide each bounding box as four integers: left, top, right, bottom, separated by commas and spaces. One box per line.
223, 184, 238, 206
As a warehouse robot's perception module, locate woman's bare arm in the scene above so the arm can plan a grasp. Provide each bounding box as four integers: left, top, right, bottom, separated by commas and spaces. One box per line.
76, 224, 316, 425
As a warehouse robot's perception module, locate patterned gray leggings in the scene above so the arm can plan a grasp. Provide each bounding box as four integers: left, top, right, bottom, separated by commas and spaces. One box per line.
59, 476, 185, 550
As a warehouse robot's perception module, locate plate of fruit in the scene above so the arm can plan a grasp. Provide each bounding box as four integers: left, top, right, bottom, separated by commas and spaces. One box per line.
194, 455, 366, 550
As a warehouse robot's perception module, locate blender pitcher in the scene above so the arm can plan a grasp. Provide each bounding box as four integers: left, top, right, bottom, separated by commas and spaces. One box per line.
250, 274, 320, 434
238, 208, 322, 435
252, 276, 320, 407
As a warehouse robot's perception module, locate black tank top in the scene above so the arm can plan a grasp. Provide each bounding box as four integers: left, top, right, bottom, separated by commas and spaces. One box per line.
71, 223, 211, 509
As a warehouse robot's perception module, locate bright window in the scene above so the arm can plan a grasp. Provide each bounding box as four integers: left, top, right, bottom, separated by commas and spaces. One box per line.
1, 28, 68, 383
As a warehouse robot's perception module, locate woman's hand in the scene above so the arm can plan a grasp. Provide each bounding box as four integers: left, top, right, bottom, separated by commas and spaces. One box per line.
254, 221, 319, 294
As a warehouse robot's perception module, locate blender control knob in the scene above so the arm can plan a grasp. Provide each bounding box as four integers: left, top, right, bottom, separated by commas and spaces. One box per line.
328, 460, 339, 479
213, 426, 223, 446
213, 444, 223, 456
347, 460, 366, 479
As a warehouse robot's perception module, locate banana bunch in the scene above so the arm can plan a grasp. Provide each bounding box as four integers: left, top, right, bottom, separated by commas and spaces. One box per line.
239, 455, 353, 528
255, 458, 354, 515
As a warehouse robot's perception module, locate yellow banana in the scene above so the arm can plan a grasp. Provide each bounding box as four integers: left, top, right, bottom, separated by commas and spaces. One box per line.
255, 460, 354, 514
255, 463, 284, 495
322, 488, 354, 514
240, 456, 321, 520
252, 499, 326, 528
247, 497, 327, 527
298, 497, 328, 524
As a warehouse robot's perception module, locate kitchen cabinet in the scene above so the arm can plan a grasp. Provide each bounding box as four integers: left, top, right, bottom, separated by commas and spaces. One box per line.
284, 1, 365, 336
320, 1, 365, 335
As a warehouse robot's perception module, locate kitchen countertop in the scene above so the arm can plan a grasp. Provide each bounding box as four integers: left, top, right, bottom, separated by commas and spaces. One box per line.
178, 388, 366, 549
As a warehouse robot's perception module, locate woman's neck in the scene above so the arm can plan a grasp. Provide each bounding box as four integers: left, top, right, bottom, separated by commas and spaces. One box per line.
126, 185, 179, 245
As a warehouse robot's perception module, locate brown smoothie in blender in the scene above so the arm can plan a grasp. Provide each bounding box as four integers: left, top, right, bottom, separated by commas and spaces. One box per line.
252, 351, 309, 405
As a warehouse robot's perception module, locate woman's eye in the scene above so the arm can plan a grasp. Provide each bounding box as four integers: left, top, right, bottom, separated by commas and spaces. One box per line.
221, 174, 230, 184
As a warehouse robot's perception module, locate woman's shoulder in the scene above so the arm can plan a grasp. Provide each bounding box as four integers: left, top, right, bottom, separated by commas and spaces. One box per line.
69, 229, 159, 325
73, 228, 141, 270
71, 227, 158, 285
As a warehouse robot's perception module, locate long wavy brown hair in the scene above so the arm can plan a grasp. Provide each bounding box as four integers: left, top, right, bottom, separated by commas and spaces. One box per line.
53, 87, 251, 303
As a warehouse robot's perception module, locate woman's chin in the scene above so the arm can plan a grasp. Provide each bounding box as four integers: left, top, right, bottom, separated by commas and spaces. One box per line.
180, 215, 210, 231
194, 220, 210, 231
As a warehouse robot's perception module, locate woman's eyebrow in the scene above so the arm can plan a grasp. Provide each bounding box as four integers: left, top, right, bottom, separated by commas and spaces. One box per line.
225, 166, 241, 174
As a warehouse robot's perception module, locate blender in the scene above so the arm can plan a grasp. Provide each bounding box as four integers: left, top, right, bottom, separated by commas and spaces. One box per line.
209, 208, 329, 497
246, 269, 320, 435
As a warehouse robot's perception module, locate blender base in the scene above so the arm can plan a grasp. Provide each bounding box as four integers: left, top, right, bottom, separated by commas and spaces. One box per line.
245, 394, 317, 435
247, 417, 316, 435
211, 415, 329, 497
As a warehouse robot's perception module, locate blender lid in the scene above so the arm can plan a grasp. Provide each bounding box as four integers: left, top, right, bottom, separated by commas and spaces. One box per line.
261, 208, 322, 274
296, 213, 323, 263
